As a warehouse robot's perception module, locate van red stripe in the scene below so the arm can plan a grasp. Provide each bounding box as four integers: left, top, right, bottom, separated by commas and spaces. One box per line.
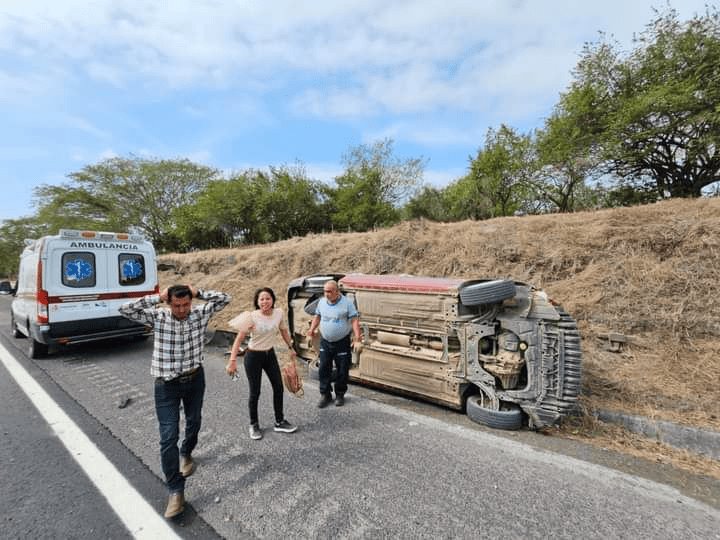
48, 290, 157, 303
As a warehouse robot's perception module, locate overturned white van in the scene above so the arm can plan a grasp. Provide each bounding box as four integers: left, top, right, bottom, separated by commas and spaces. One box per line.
288, 273, 582, 430
11, 229, 158, 358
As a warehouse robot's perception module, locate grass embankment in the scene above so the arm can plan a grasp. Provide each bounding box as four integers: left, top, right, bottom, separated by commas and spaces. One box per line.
158, 198, 720, 478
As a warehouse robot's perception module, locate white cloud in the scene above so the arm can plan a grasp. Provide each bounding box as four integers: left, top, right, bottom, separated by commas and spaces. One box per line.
1, 1, 710, 103
304, 162, 344, 185
0, 0, 713, 220
186, 149, 213, 164
64, 115, 111, 140
98, 149, 118, 160
424, 166, 467, 187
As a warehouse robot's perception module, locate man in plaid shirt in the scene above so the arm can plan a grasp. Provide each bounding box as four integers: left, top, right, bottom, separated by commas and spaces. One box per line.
119, 284, 230, 519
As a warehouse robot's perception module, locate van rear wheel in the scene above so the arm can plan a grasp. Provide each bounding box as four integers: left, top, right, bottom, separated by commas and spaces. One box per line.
28, 338, 48, 359
10, 314, 23, 338
306, 359, 337, 382
459, 280, 516, 306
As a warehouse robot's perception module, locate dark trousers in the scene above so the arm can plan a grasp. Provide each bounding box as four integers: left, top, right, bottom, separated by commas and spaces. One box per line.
244, 349, 285, 426
319, 334, 351, 396
154, 366, 205, 494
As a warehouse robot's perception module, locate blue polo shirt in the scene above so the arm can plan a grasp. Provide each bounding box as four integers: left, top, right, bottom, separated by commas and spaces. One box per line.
315, 294, 358, 342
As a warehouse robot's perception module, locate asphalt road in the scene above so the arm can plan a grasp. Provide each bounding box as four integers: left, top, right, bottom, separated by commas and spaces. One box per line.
1, 296, 719, 539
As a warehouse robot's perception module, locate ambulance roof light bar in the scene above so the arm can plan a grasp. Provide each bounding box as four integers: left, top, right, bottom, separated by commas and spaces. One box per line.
59, 229, 146, 243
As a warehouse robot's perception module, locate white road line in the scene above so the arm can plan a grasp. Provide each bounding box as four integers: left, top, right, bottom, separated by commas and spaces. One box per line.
0, 343, 180, 539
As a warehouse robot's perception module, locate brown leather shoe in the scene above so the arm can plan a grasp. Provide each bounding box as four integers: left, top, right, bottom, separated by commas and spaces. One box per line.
180, 455, 195, 477
164, 492, 185, 519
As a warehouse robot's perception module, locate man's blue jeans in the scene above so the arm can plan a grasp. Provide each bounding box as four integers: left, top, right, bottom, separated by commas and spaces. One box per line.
318, 334, 351, 397
154, 366, 205, 493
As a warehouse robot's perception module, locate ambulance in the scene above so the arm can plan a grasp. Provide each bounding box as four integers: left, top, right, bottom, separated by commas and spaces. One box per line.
11, 229, 158, 358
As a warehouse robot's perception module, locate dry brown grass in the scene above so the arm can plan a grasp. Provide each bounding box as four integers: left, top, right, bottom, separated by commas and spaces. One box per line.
158, 198, 720, 473
558, 410, 720, 480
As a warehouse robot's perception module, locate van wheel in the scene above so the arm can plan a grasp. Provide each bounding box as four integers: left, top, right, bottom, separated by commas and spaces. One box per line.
11, 314, 23, 338
466, 396, 523, 430
307, 359, 336, 382
203, 328, 216, 345
307, 359, 320, 380
28, 338, 48, 359
303, 297, 320, 315
459, 280, 516, 306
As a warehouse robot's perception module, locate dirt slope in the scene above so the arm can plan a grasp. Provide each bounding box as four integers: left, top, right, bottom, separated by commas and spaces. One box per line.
158, 198, 720, 474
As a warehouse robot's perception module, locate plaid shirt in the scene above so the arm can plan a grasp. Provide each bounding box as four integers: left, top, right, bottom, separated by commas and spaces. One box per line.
119, 289, 231, 379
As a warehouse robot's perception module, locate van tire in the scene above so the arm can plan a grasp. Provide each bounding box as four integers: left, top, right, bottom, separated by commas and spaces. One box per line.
28, 338, 48, 359
307, 359, 336, 382
466, 396, 523, 430
11, 314, 23, 338
203, 328, 216, 345
307, 359, 319, 380
304, 298, 320, 315
459, 280, 516, 306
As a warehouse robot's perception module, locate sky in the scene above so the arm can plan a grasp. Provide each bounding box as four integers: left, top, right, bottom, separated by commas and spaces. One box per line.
0, 0, 710, 221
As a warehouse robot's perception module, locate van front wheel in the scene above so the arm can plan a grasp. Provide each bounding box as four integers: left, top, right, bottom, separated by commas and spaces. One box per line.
466, 396, 523, 430
28, 338, 48, 359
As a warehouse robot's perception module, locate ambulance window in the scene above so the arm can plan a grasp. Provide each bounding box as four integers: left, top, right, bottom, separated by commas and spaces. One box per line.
119, 254, 146, 286
62, 252, 96, 288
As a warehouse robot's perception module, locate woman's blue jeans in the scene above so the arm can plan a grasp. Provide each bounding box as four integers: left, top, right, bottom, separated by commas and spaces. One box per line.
154, 366, 205, 493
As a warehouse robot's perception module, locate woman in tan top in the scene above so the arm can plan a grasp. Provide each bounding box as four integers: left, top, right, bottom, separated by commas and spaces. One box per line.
226, 287, 298, 440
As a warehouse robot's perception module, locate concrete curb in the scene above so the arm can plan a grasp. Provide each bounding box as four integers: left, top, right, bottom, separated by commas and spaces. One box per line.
595, 409, 720, 461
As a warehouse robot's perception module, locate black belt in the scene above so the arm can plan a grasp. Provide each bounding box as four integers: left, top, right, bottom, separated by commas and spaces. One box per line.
157, 365, 202, 384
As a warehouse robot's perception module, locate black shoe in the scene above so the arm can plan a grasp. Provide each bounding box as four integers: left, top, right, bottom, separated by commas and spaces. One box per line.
317, 393, 333, 408
274, 419, 297, 433
335, 394, 345, 407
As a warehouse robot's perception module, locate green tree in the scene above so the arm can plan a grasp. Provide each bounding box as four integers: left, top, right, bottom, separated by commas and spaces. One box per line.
173, 173, 260, 249
331, 169, 399, 231
465, 125, 534, 218
534, 105, 600, 212
0, 218, 49, 277
257, 165, 331, 242
329, 138, 426, 231
31, 185, 121, 233
402, 186, 453, 221
34, 156, 220, 251
440, 175, 493, 220
174, 165, 330, 248
559, 7, 720, 198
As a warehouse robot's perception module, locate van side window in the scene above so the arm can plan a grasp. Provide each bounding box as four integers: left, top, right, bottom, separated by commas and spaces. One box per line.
62, 252, 96, 288
119, 254, 146, 286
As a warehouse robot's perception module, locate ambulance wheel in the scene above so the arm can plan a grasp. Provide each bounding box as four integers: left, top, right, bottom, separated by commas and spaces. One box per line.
28, 338, 48, 359
11, 313, 23, 338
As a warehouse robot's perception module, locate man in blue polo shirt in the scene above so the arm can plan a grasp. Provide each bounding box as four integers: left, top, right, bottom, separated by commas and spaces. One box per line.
307, 279, 362, 408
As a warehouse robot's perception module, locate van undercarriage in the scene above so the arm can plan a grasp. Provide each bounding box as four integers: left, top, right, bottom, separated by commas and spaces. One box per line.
288, 273, 581, 430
